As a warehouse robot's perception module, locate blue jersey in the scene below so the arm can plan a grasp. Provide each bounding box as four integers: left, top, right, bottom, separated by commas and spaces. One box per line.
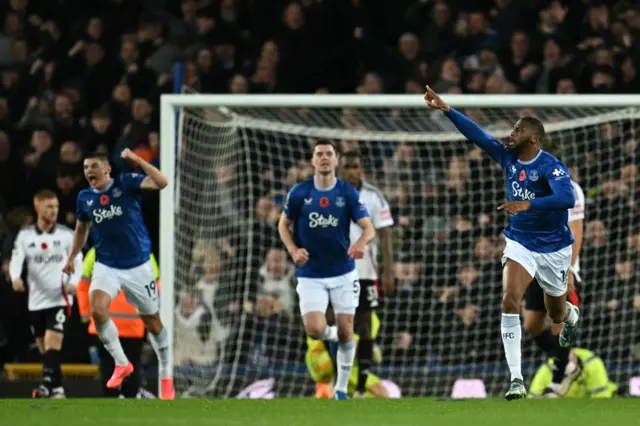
283, 177, 369, 278
446, 108, 575, 253
76, 173, 152, 269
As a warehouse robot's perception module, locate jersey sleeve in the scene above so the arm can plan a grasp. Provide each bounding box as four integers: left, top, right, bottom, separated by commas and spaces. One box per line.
283, 186, 302, 221
347, 185, 369, 223
8, 231, 25, 282
529, 161, 576, 211
76, 194, 90, 223
444, 108, 509, 167
371, 194, 394, 229
119, 173, 145, 194
568, 181, 585, 222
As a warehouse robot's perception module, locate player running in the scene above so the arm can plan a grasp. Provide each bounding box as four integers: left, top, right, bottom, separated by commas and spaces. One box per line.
523, 154, 585, 397
9, 190, 83, 398
339, 151, 394, 397
63, 149, 175, 400
307, 311, 388, 399
425, 86, 580, 400
278, 141, 375, 400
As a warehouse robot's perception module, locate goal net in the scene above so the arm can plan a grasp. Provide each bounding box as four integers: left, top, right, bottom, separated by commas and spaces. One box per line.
161, 95, 640, 398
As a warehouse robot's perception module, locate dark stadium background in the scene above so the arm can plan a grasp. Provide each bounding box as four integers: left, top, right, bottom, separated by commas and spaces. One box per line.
0, 0, 639, 398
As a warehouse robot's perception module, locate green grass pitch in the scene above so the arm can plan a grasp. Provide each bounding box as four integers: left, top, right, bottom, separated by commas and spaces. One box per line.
1, 398, 640, 426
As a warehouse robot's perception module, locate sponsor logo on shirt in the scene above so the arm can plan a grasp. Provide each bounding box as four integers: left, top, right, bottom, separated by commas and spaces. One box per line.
93, 205, 124, 224
308, 212, 339, 228
33, 254, 64, 264
552, 168, 568, 180
511, 182, 536, 201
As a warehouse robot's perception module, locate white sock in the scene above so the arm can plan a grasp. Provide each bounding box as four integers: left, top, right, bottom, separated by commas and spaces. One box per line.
319, 325, 338, 342
96, 320, 129, 366
501, 313, 523, 381
334, 339, 356, 393
149, 327, 170, 379
565, 302, 578, 324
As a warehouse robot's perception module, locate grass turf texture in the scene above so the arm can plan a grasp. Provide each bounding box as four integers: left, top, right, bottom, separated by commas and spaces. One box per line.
1, 398, 639, 426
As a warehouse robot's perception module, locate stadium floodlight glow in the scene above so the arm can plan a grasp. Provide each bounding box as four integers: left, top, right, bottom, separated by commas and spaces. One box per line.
161, 94, 640, 397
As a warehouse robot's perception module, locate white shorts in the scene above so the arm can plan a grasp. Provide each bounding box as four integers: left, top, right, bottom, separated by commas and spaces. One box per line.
501, 238, 572, 297
296, 269, 360, 316
91, 260, 158, 315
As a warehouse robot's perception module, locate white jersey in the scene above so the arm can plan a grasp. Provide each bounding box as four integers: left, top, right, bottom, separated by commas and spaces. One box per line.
9, 225, 83, 311
349, 182, 394, 280
568, 180, 585, 278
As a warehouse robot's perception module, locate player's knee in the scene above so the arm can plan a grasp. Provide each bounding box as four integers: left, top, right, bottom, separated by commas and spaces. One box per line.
501, 292, 521, 314
91, 305, 109, 326
305, 322, 326, 339
337, 327, 353, 343
140, 313, 162, 335
44, 331, 63, 351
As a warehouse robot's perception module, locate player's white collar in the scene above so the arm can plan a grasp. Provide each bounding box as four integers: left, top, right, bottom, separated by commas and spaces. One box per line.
517, 149, 543, 165
92, 178, 114, 194
313, 176, 337, 192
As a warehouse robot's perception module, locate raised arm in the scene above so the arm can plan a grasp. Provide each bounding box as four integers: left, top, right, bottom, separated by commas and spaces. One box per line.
121, 148, 168, 190
424, 85, 507, 165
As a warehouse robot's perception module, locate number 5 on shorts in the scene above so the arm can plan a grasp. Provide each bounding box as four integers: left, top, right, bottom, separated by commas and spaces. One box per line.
353, 280, 360, 301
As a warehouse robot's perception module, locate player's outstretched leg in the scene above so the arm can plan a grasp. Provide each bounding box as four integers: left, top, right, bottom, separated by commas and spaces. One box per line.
501, 260, 532, 401
524, 286, 572, 397
140, 313, 175, 400
334, 313, 356, 400
91, 290, 133, 388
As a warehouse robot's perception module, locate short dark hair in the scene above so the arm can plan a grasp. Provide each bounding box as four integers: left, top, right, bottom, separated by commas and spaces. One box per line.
520, 116, 546, 142
341, 151, 361, 162
85, 152, 110, 164
313, 140, 338, 153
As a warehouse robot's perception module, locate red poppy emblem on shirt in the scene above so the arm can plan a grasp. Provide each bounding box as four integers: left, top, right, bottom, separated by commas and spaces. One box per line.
519, 170, 526, 181
100, 194, 109, 205
41, 242, 48, 250
319, 197, 329, 208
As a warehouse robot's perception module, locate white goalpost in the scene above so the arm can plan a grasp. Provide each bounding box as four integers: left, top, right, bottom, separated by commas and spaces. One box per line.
160, 94, 640, 399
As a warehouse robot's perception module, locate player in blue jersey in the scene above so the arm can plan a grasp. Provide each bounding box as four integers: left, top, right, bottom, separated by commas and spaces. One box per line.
278, 141, 376, 400
62, 149, 175, 400
425, 86, 580, 401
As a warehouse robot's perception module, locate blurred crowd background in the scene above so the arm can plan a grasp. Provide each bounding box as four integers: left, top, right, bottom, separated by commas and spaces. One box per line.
1, 0, 640, 395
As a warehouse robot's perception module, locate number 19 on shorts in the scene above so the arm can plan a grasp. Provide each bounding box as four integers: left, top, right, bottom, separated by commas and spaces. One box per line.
145, 280, 157, 298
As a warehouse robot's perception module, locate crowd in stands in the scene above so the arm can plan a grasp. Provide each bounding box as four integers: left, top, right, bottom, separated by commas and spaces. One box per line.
1, 0, 639, 393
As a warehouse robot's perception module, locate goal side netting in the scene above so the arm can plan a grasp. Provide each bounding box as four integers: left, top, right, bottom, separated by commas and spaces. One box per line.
167, 98, 640, 398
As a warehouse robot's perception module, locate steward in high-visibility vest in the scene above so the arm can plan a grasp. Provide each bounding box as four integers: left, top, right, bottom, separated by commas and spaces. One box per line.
529, 348, 617, 398
76, 247, 160, 397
